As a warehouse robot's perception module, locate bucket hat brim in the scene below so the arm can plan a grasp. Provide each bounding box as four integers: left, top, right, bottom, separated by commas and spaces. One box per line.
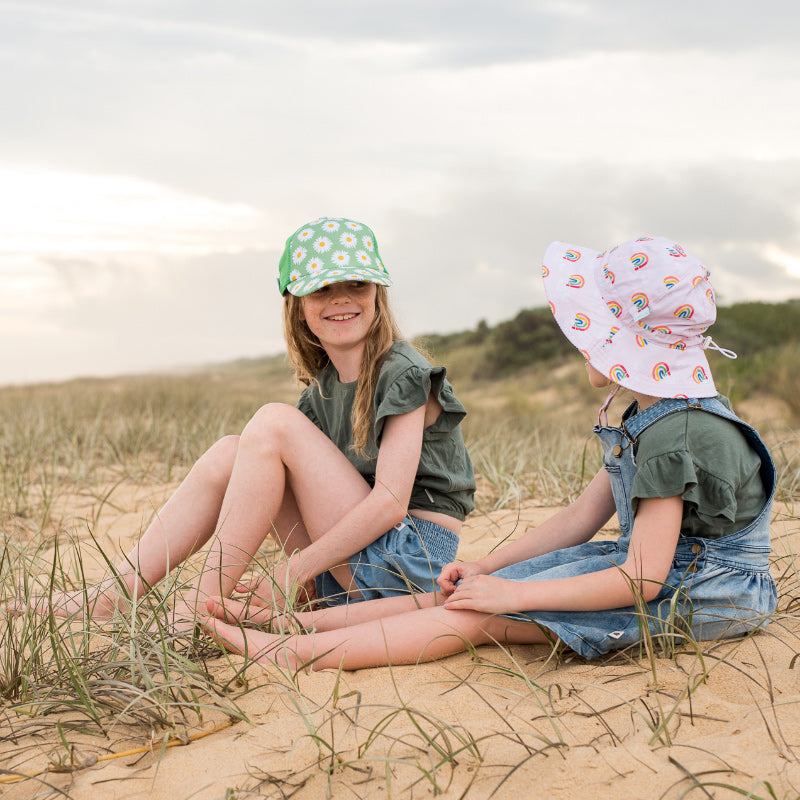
542, 240, 718, 398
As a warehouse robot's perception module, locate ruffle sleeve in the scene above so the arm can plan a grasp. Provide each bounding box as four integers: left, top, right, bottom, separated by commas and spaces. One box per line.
632, 450, 739, 525
296, 387, 323, 431
373, 364, 467, 441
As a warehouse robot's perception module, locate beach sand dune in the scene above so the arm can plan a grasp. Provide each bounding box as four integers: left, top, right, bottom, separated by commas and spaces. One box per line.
2, 489, 799, 800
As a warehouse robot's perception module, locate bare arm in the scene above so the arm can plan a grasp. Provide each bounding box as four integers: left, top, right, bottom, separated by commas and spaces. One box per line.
286, 404, 427, 585
438, 468, 616, 592
481, 469, 617, 571
443, 495, 683, 614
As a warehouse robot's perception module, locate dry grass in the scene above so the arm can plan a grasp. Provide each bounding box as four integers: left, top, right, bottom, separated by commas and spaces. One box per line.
1, 362, 800, 799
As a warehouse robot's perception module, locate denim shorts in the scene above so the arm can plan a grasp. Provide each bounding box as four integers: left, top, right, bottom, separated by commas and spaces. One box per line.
494, 536, 777, 659
314, 516, 460, 606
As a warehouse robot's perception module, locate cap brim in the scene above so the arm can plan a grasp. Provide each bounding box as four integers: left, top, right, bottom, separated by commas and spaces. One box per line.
286, 269, 393, 297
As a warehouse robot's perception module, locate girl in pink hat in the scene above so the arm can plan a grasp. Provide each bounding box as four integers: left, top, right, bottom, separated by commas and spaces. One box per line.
14, 218, 475, 624
204, 236, 777, 667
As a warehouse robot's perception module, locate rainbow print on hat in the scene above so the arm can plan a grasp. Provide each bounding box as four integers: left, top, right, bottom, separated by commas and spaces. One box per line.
652, 362, 670, 381
541, 236, 728, 398
631, 293, 649, 311
572, 313, 591, 330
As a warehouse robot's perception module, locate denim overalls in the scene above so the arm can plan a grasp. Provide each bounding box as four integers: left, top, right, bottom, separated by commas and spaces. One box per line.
494, 397, 777, 659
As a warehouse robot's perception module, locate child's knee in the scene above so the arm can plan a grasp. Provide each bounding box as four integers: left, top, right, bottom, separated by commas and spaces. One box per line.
243, 403, 307, 449
196, 435, 239, 490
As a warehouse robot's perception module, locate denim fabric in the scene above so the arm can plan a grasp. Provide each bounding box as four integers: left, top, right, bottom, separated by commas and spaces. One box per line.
495, 397, 777, 659
315, 516, 459, 606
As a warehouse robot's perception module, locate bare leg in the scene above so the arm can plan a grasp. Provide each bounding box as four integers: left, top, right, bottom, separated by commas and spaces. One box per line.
16, 403, 395, 623
202, 606, 551, 671
11, 436, 241, 619
189, 404, 378, 609
207, 590, 441, 630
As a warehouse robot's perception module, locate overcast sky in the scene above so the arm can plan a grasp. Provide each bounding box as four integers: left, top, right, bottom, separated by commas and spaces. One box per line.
4, 0, 800, 385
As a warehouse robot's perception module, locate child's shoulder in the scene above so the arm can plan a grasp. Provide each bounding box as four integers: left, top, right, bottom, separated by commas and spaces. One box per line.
637, 399, 753, 463
381, 340, 432, 372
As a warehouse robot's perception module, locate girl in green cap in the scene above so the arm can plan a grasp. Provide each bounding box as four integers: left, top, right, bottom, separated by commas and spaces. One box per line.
14, 217, 475, 624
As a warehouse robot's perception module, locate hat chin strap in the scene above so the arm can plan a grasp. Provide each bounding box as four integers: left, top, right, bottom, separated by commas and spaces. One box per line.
597, 383, 620, 427
595, 336, 735, 426
702, 335, 738, 360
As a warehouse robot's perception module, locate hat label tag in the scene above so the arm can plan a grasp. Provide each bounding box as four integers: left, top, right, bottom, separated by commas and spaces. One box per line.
632, 306, 651, 322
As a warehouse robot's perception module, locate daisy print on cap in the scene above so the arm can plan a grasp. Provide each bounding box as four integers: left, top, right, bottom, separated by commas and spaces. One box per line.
278, 216, 394, 297
307, 256, 325, 276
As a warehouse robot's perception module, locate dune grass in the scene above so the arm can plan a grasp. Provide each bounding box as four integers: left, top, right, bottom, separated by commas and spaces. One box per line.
1, 365, 800, 798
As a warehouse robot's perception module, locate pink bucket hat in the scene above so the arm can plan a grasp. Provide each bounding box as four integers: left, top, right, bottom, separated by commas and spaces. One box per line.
542, 236, 734, 398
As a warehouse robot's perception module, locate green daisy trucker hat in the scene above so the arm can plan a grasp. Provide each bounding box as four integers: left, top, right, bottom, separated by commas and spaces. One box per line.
277, 217, 393, 296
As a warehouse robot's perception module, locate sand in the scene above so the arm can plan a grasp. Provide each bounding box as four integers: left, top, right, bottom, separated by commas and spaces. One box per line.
2, 485, 799, 800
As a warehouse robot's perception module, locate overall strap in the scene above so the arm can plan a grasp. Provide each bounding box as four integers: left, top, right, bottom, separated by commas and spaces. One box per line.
622, 397, 776, 498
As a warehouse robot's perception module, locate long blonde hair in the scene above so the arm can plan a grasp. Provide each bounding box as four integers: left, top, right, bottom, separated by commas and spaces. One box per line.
283, 285, 402, 457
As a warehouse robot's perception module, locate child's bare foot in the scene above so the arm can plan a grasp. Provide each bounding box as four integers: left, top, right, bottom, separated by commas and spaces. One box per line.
7, 578, 129, 620
159, 599, 212, 633
206, 597, 296, 633
232, 574, 317, 611
206, 596, 269, 625
201, 618, 298, 669
205, 597, 302, 634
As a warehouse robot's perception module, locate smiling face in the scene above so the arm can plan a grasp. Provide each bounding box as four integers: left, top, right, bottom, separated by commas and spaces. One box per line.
300, 280, 378, 367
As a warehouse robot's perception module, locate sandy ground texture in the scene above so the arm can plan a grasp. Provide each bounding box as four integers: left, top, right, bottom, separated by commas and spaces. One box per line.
2, 482, 800, 800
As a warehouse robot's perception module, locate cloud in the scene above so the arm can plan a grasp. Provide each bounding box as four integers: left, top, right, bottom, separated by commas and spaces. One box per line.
382, 157, 800, 337
2, 248, 285, 384
5, 156, 800, 385
0, 168, 267, 257
0, 168, 278, 382
2, 1, 800, 384
10, 1, 796, 61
